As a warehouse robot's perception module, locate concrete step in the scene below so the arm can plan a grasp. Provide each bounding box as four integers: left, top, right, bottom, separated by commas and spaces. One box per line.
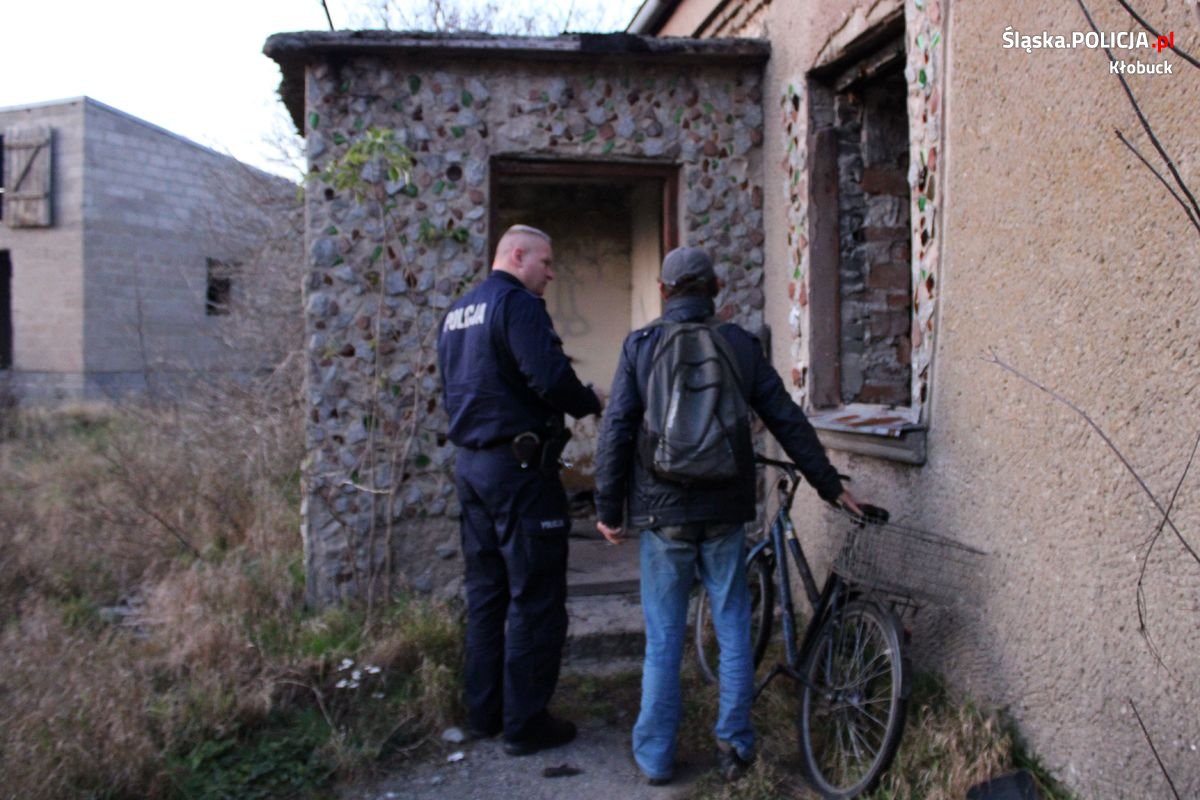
564, 591, 645, 670
563, 524, 645, 671
567, 533, 640, 596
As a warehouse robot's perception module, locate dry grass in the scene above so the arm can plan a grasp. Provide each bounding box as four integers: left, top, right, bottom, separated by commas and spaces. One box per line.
0, 601, 167, 799
0, 389, 463, 800
865, 674, 1012, 800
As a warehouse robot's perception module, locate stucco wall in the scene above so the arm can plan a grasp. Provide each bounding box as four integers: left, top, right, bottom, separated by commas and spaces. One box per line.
0, 100, 86, 396
293, 44, 768, 606
744, 0, 1200, 795
928, 2, 1200, 794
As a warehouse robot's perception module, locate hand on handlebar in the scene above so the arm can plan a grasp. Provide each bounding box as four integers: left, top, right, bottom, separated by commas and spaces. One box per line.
837, 489, 864, 517
836, 491, 890, 525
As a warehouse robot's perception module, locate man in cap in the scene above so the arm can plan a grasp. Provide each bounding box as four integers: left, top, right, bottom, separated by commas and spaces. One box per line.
593, 246, 865, 785
438, 224, 604, 756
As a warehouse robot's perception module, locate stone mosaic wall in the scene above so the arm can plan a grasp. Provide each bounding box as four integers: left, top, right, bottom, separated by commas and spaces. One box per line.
906, 0, 944, 408
300, 54, 767, 605
780, 0, 944, 417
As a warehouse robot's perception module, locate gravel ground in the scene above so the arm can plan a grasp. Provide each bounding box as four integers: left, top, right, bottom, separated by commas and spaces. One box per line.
339, 716, 710, 800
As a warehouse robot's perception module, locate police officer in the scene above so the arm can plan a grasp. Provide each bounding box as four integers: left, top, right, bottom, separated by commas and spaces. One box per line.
437, 224, 604, 756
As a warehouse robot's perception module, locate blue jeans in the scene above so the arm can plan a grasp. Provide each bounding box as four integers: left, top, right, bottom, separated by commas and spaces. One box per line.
632, 527, 755, 781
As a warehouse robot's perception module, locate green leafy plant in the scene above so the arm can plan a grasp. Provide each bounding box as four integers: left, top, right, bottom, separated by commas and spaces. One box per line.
319, 127, 414, 199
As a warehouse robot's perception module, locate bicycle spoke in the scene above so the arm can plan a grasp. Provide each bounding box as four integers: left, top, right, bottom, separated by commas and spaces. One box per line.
800, 602, 906, 796
850, 704, 890, 736
848, 658, 895, 690
846, 713, 867, 766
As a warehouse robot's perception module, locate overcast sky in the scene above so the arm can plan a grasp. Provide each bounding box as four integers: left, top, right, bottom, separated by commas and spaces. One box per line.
0, 0, 642, 178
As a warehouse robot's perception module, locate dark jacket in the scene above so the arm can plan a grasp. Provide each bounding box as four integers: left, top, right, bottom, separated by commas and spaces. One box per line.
438, 270, 601, 449
593, 295, 843, 530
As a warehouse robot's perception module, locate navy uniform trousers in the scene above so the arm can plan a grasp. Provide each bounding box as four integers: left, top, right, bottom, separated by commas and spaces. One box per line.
454, 445, 571, 740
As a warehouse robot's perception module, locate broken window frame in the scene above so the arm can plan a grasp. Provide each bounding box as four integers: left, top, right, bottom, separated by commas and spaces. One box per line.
205, 257, 236, 317
803, 16, 927, 464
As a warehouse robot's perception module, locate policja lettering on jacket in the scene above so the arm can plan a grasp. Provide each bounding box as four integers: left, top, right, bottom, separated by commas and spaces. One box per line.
443, 302, 488, 332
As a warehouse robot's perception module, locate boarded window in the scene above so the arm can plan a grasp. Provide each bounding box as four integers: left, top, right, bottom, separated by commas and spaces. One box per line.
807, 24, 911, 409
2, 127, 53, 228
205, 258, 235, 316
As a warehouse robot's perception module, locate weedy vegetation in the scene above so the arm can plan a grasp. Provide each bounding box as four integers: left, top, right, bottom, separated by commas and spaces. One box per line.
0, 395, 463, 800
673, 646, 1073, 800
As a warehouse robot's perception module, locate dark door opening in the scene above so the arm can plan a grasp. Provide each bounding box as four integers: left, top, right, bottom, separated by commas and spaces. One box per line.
0, 252, 11, 370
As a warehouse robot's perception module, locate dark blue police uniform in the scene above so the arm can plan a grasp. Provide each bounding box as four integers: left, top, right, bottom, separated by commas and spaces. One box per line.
437, 270, 601, 741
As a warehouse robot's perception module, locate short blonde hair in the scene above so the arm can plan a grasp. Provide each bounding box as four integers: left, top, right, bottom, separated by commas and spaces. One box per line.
494, 225, 552, 263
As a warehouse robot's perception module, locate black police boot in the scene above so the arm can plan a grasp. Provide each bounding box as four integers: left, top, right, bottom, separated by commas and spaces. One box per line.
503, 714, 577, 756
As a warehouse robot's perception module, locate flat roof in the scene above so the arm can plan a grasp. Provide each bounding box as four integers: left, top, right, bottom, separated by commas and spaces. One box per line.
264, 30, 769, 131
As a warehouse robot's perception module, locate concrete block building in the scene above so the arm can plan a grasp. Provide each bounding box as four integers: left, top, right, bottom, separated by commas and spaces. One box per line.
0, 97, 296, 401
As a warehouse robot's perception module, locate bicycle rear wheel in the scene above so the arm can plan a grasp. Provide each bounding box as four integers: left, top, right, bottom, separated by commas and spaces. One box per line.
798, 599, 907, 798
693, 549, 774, 685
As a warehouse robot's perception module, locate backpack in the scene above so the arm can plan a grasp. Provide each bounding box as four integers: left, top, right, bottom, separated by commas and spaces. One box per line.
639, 319, 751, 485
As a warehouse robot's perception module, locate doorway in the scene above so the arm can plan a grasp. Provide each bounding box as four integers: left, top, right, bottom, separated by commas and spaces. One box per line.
0, 252, 11, 370
490, 160, 679, 492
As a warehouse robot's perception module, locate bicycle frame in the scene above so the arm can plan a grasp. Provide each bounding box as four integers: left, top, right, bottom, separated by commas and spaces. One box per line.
751, 457, 855, 699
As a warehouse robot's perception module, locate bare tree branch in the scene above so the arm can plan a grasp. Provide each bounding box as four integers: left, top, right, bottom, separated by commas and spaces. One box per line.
982, 350, 1200, 569
1135, 428, 1200, 669
1112, 0, 1200, 69
1135, 525, 1168, 668
97, 448, 202, 558
1115, 130, 1200, 235
1075, 0, 1200, 227
1129, 698, 1183, 800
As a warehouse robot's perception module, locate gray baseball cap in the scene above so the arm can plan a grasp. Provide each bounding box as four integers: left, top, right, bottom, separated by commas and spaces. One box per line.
661, 246, 715, 287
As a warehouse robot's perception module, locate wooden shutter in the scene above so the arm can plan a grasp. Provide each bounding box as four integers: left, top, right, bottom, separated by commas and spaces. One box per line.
806, 127, 841, 409
3, 126, 53, 228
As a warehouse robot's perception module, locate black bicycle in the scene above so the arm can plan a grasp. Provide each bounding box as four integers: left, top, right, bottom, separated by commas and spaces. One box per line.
693, 455, 979, 798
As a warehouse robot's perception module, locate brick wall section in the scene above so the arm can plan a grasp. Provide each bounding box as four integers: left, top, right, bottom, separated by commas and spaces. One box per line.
833, 74, 911, 406
0, 101, 87, 389
297, 51, 767, 605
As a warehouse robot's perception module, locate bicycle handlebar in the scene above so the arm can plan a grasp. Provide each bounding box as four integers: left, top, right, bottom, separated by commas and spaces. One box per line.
753, 453, 798, 475
753, 453, 889, 525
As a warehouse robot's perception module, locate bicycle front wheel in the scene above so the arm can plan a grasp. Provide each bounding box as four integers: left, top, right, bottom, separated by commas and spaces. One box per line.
693, 549, 774, 685
798, 599, 907, 799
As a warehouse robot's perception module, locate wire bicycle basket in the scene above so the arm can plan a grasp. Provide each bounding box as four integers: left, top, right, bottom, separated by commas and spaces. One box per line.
833, 514, 987, 607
